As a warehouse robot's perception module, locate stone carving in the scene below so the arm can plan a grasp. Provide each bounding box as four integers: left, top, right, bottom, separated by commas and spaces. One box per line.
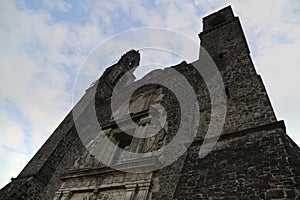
117, 145, 130, 163
151, 88, 164, 104
72, 132, 111, 169
143, 104, 168, 153
111, 87, 164, 121
112, 93, 151, 120
73, 149, 97, 169
143, 128, 167, 153
129, 94, 148, 114
69, 192, 94, 200
97, 193, 115, 200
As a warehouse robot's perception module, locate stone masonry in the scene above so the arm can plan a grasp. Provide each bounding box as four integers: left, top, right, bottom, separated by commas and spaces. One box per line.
0, 6, 299, 200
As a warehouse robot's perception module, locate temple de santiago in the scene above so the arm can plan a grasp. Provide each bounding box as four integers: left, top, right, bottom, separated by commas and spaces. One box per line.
1, 6, 299, 200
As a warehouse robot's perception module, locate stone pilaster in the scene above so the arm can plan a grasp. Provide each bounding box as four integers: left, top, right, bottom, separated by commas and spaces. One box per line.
125, 184, 137, 200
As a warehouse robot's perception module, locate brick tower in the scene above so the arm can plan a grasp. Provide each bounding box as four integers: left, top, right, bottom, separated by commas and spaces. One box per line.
1, 6, 299, 200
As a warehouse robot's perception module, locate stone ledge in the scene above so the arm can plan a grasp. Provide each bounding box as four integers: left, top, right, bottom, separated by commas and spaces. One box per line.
60, 156, 160, 180
192, 120, 286, 146
60, 167, 114, 180
112, 156, 162, 172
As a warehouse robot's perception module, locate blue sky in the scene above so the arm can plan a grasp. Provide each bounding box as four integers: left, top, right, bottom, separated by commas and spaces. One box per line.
0, 0, 300, 188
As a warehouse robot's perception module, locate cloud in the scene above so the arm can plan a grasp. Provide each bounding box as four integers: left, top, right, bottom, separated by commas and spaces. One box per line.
0, 1, 97, 187
0, 109, 30, 188
0, 109, 26, 152
0, 1, 71, 148
0, 146, 30, 189
43, 0, 72, 12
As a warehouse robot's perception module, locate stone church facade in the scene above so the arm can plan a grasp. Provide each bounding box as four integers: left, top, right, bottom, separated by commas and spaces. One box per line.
1, 6, 299, 200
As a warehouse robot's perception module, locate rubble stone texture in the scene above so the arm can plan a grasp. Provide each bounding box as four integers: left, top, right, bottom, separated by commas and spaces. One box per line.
1, 6, 299, 200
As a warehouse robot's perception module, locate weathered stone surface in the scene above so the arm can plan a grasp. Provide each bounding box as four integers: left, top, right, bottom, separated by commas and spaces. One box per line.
1, 6, 299, 200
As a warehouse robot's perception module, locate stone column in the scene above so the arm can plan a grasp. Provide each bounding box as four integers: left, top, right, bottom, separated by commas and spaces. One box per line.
136, 182, 152, 200
125, 184, 137, 200
135, 124, 149, 155
128, 124, 147, 159
53, 190, 72, 200
53, 191, 62, 200
134, 117, 151, 155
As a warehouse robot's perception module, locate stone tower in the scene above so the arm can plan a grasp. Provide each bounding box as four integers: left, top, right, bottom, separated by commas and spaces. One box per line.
1, 6, 299, 200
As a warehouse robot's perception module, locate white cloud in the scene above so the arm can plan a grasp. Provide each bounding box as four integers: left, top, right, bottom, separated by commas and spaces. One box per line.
0, 1, 70, 148
0, 110, 30, 188
0, 1, 105, 187
43, 0, 72, 12
0, 146, 30, 189
0, 110, 26, 152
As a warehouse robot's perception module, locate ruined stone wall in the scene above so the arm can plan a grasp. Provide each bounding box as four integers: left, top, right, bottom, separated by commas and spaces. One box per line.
174, 124, 300, 199
40, 131, 85, 200
0, 176, 45, 199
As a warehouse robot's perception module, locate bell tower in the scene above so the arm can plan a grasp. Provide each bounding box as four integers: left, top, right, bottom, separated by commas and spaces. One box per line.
174, 6, 300, 199
199, 6, 251, 73
198, 6, 277, 134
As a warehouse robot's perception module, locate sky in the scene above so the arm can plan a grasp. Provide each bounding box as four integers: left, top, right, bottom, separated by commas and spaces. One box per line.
0, 0, 299, 188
